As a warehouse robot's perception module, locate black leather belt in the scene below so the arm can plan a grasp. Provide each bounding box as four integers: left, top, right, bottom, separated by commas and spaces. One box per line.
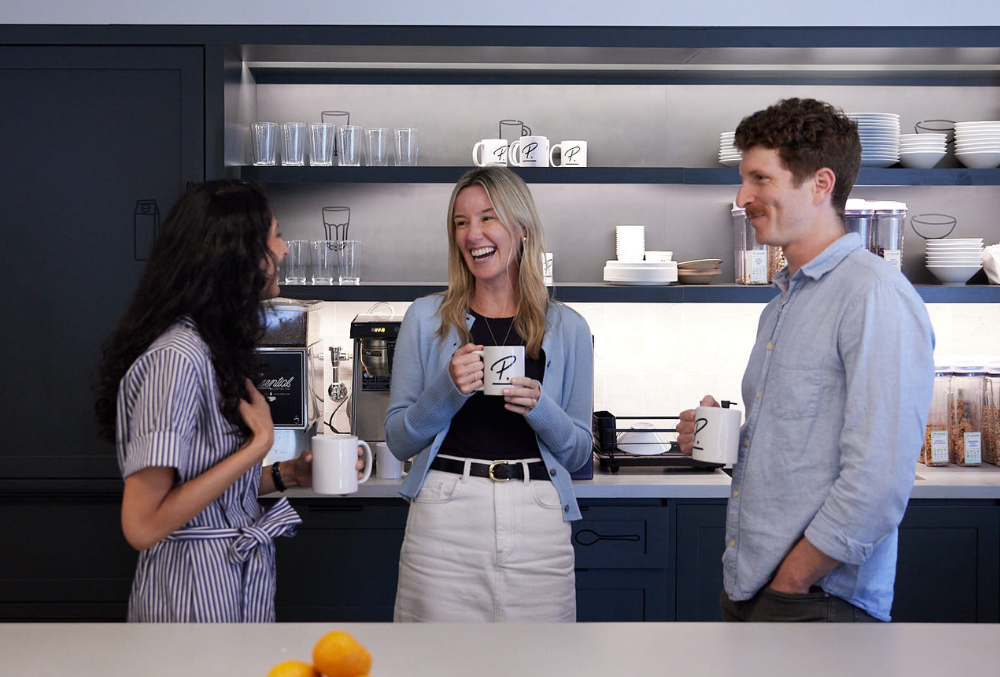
430, 456, 552, 482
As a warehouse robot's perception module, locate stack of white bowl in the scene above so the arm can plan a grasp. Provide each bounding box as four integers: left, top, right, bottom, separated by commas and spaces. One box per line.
718, 132, 741, 167
954, 121, 1000, 169
848, 112, 900, 167
898, 133, 947, 168
926, 238, 984, 286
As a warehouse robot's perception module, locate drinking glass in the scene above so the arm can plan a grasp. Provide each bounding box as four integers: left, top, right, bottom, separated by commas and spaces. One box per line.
285, 240, 309, 284
321, 111, 350, 157
338, 240, 361, 285
394, 128, 418, 166
312, 240, 338, 285
309, 122, 336, 166
366, 127, 391, 166
251, 122, 279, 166
338, 125, 364, 167
281, 122, 308, 166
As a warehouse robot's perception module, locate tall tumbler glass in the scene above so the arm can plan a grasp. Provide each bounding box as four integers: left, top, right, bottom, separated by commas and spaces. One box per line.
281, 122, 308, 166
321, 111, 350, 157
251, 122, 279, 166
309, 122, 336, 166
394, 128, 419, 166
338, 125, 364, 167
338, 240, 361, 285
285, 240, 309, 284
366, 127, 391, 166
312, 240, 338, 285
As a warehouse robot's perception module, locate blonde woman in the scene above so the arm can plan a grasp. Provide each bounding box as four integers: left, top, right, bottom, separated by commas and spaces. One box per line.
385, 166, 594, 622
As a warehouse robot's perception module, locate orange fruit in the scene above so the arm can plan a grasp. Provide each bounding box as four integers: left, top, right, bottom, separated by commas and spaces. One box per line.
266, 659, 319, 677
312, 630, 372, 677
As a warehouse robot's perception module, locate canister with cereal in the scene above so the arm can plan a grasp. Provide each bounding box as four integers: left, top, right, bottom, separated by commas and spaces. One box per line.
949, 364, 984, 466
983, 363, 1000, 466
920, 365, 952, 466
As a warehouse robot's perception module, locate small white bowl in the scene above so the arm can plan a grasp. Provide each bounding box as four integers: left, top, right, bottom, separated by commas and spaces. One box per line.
955, 151, 1000, 169
899, 150, 946, 168
617, 422, 672, 455
926, 264, 983, 285
645, 250, 673, 262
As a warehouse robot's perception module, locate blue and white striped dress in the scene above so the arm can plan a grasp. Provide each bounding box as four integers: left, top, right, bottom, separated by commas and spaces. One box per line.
115, 318, 301, 622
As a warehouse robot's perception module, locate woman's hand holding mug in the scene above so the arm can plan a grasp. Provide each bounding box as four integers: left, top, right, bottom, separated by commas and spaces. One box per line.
450, 343, 485, 395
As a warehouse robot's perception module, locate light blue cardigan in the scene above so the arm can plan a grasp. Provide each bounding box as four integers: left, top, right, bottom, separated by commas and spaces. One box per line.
385, 294, 594, 521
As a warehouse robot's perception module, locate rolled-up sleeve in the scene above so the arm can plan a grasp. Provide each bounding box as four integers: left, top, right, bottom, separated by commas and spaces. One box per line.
805, 281, 935, 565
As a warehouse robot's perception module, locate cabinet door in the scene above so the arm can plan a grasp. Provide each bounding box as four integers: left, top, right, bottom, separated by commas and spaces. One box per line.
272, 500, 408, 622
894, 502, 1000, 623
674, 502, 727, 621
0, 46, 204, 480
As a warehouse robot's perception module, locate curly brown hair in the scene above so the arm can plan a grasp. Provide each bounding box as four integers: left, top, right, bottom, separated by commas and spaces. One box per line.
734, 98, 861, 217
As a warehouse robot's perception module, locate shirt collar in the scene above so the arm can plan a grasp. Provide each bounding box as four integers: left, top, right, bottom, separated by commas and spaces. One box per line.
773, 232, 863, 292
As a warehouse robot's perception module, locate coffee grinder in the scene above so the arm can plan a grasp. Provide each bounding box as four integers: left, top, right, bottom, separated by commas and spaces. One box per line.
257, 298, 325, 464
350, 311, 405, 442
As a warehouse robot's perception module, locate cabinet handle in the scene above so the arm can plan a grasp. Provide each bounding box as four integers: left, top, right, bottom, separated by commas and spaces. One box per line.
574, 529, 641, 546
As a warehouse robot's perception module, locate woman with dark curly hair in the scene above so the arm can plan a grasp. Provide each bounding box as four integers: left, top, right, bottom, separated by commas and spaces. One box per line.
94, 179, 311, 622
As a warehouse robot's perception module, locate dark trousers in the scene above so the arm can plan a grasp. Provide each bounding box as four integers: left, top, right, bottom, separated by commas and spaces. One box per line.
721, 586, 880, 622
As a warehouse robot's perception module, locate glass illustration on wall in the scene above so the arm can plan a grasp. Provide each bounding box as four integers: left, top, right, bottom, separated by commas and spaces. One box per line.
322, 206, 351, 241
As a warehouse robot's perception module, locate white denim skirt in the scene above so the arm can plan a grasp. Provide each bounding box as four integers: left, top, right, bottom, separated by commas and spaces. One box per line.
393, 456, 576, 622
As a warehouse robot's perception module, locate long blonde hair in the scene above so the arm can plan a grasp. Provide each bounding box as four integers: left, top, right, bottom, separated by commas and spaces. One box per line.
436, 167, 549, 359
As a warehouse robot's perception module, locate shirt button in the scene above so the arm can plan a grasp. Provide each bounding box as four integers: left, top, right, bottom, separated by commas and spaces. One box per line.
766, 342, 773, 350
733, 490, 739, 498
549, 468, 556, 477
730, 540, 737, 548
564, 505, 569, 512
756, 392, 762, 398
743, 439, 749, 447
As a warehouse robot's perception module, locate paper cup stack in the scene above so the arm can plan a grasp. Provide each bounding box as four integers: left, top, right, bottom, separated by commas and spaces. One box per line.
615, 225, 645, 262
898, 133, 947, 168
718, 132, 741, 167
926, 238, 984, 286
848, 112, 900, 167
954, 121, 1000, 169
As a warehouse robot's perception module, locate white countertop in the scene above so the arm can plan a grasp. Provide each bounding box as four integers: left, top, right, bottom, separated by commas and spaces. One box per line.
1, 621, 997, 677
276, 461, 1000, 500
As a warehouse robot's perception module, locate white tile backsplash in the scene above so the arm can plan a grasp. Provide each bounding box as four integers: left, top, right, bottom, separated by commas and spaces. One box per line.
311, 299, 998, 427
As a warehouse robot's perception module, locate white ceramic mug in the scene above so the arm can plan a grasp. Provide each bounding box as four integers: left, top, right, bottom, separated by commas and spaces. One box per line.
472, 138, 508, 166
474, 345, 525, 396
692, 406, 742, 467
374, 441, 404, 480
550, 140, 588, 167
509, 135, 549, 167
312, 434, 373, 494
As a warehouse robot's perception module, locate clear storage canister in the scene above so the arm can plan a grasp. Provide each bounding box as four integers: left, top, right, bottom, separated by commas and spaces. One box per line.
984, 363, 1000, 466
844, 198, 876, 253
870, 200, 907, 271
920, 365, 952, 466
733, 205, 769, 284
950, 364, 984, 466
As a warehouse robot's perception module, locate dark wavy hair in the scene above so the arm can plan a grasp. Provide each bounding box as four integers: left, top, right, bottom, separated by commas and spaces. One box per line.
734, 98, 861, 217
95, 179, 276, 442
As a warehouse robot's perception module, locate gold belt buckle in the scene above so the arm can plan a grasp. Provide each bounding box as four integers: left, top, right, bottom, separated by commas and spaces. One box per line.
488, 460, 509, 482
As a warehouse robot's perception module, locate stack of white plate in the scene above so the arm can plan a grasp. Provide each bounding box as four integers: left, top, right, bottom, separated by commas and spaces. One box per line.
954, 121, 1000, 169
616, 225, 645, 262
848, 112, 900, 167
603, 260, 678, 285
926, 238, 984, 285
718, 132, 741, 167
898, 133, 947, 169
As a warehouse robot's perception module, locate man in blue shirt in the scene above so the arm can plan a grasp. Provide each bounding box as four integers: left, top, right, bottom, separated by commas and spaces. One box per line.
677, 98, 935, 622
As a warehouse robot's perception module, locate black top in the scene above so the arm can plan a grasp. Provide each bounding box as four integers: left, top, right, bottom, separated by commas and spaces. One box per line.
439, 310, 546, 461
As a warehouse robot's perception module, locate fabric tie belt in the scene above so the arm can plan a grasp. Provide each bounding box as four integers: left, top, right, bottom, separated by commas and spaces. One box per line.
166, 496, 303, 564
430, 456, 552, 482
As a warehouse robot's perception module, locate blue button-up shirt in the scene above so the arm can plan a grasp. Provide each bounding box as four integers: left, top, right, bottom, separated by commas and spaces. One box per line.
723, 233, 935, 622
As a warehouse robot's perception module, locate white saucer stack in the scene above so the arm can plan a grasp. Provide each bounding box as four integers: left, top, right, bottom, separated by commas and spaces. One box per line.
718, 132, 741, 167
954, 121, 1000, 169
603, 260, 678, 285
849, 112, 900, 167
898, 133, 947, 168
926, 238, 984, 286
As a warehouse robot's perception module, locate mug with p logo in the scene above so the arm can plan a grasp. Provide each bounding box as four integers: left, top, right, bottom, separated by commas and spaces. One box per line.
509, 136, 550, 167
473, 138, 508, 166
550, 140, 588, 167
474, 345, 525, 396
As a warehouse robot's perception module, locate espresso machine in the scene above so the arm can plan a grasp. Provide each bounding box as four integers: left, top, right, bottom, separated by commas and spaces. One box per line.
350, 311, 405, 442
257, 298, 325, 464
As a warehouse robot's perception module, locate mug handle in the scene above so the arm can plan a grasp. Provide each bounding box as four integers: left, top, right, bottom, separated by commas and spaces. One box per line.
522, 124, 531, 136
472, 141, 485, 167
549, 143, 563, 167
508, 140, 522, 166
357, 440, 373, 484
